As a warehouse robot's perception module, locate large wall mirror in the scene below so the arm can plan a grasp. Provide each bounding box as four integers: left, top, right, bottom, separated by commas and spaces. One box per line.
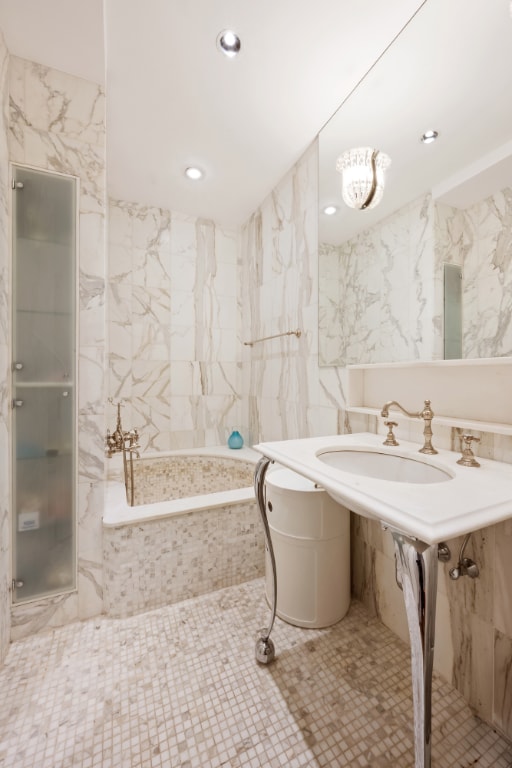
318, 0, 512, 366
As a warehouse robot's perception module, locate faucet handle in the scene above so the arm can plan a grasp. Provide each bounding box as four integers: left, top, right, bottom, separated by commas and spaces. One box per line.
383, 420, 399, 447
457, 434, 480, 467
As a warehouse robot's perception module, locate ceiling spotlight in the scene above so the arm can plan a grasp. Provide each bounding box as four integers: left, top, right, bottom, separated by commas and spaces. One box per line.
323, 205, 338, 216
421, 130, 439, 144
184, 166, 203, 181
217, 30, 241, 58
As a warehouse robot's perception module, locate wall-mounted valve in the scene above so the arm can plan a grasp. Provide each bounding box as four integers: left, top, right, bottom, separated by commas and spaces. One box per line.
449, 533, 479, 580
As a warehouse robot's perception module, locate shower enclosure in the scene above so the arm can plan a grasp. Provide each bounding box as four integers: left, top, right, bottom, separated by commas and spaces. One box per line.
11, 165, 77, 603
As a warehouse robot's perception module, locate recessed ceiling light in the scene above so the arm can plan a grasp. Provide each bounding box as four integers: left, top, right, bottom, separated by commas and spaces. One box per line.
185, 166, 203, 181
323, 205, 338, 215
217, 30, 241, 58
421, 130, 439, 144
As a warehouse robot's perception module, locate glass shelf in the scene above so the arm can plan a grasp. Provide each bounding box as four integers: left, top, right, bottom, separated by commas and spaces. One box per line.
12, 164, 77, 604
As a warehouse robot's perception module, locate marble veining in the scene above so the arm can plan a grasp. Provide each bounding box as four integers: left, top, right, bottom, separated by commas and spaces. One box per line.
319, 194, 438, 366
241, 143, 318, 444
108, 201, 242, 451
461, 187, 512, 358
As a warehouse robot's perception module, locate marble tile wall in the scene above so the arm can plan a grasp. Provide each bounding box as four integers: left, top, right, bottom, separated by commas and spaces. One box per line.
7, 56, 106, 640
319, 194, 441, 366
107, 202, 243, 450
457, 188, 512, 358
241, 138, 512, 740
0, 29, 10, 664
240, 141, 346, 444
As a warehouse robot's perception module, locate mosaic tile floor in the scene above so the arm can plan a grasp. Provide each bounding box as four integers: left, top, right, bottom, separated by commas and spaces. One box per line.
0, 579, 511, 768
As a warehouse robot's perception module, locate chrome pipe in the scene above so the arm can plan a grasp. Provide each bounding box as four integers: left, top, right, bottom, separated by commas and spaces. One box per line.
392, 531, 438, 768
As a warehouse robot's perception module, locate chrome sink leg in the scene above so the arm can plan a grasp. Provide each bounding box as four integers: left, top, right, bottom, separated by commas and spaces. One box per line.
392, 531, 438, 768
253, 456, 277, 664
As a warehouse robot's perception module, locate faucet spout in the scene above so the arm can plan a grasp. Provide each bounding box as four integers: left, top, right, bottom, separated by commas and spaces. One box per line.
380, 399, 438, 455
380, 400, 421, 420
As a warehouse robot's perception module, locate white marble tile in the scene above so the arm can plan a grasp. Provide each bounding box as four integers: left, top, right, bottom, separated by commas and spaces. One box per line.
79, 210, 106, 277
78, 414, 107, 483
78, 346, 105, 415
77, 479, 104, 619
494, 519, 512, 637
494, 629, 512, 738
10, 57, 105, 146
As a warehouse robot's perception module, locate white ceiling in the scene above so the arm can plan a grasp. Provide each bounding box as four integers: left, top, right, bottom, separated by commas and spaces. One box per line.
0, 0, 426, 228
0, 0, 105, 85
318, 0, 512, 245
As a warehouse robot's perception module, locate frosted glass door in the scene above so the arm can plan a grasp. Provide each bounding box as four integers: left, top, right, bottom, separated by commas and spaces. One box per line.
12, 166, 77, 603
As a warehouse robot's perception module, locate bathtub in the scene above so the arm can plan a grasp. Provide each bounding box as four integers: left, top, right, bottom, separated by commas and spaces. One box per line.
102, 446, 264, 617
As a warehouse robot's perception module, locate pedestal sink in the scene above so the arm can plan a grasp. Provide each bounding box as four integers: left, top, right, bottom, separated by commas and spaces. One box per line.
252, 432, 512, 768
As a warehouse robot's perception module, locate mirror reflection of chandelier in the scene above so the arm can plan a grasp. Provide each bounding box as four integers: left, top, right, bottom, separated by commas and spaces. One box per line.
336, 147, 391, 210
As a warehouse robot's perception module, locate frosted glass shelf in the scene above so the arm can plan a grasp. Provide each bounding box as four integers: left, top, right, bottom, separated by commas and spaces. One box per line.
16, 381, 74, 388
16, 308, 72, 314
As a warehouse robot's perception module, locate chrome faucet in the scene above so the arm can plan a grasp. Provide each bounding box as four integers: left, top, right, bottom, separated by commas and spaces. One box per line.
380, 399, 437, 455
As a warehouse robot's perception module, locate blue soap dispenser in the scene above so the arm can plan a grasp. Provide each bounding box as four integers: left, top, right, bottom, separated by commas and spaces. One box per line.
228, 430, 244, 449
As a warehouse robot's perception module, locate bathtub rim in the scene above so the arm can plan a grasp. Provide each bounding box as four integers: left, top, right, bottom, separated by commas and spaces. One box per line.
103, 445, 260, 528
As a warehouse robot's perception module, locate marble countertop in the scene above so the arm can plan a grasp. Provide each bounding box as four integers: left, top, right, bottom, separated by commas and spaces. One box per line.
254, 432, 512, 544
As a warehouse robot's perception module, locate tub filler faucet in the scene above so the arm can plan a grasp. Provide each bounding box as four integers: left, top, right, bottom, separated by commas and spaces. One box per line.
105, 399, 140, 458
380, 399, 437, 455
105, 399, 141, 506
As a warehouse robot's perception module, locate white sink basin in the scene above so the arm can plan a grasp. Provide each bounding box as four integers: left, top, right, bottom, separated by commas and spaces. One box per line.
254, 432, 512, 544
318, 449, 452, 484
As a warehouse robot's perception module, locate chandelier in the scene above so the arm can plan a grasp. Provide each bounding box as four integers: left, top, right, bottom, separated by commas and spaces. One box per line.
336, 147, 391, 210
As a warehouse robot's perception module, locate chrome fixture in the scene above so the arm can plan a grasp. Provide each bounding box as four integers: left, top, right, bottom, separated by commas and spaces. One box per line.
392, 530, 438, 768
383, 420, 399, 446
380, 399, 437, 455
216, 30, 241, 58
437, 543, 451, 562
254, 456, 277, 664
456, 434, 480, 467
336, 147, 391, 210
420, 129, 439, 144
393, 541, 451, 591
449, 533, 479, 580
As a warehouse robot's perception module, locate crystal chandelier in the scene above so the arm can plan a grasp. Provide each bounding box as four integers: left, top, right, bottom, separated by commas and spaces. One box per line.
336, 147, 391, 210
